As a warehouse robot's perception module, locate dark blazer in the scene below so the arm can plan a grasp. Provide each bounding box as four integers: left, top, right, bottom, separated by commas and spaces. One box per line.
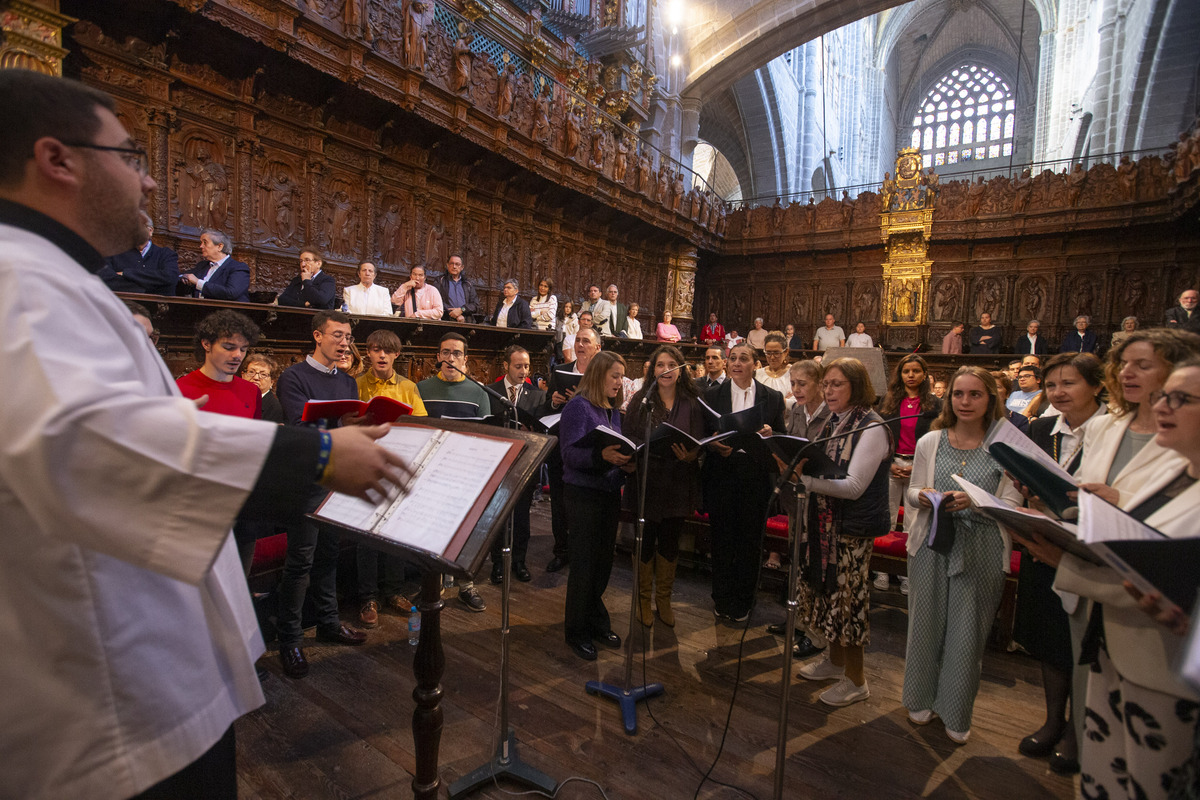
884, 396, 942, 456
700, 378, 786, 492
260, 390, 285, 424
1014, 334, 1048, 355
430, 272, 481, 322
1059, 329, 1097, 354
487, 380, 546, 419
968, 325, 1001, 354
697, 374, 726, 392
277, 270, 337, 309
99, 243, 178, 296
488, 296, 534, 329
543, 359, 578, 415
1004, 410, 1031, 436
1165, 306, 1200, 334
1029, 415, 1084, 473
178, 257, 251, 303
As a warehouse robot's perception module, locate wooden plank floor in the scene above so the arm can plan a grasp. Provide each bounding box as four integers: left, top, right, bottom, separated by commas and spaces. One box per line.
238, 502, 1077, 800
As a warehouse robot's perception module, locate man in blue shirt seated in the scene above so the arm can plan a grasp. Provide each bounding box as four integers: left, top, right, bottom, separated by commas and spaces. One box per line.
430, 253, 480, 323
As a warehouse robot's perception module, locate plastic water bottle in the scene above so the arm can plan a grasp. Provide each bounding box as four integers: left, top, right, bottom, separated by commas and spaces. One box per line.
341, 301, 349, 313
408, 605, 421, 646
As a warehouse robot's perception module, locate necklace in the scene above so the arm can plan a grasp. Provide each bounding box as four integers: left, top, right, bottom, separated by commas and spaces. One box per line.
948, 428, 983, 473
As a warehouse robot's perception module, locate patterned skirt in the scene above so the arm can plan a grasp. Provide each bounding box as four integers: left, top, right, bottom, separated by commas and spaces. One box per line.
796, 535, 874, 647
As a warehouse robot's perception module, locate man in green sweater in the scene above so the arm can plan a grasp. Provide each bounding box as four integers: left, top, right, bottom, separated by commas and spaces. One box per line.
417, 331, 491, 611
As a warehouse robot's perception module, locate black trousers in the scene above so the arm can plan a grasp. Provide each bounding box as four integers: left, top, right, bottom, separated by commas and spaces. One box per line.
563, 484, 620, 644
490, 480, 536, 565
547, 447, 569, 558
131, 725, 236, 800
276, 488, 341, 648
357, 544, 409, 601
707, 478, 772, 618
641, 517, 684, 563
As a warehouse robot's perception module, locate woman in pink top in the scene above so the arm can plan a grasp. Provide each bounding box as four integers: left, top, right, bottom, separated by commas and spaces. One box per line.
656, 310, 682, 342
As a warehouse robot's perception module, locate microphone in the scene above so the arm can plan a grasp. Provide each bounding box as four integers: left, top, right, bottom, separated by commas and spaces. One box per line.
440, 358, 524, 417
639, 361, 689, 407
771, 413, 924, 499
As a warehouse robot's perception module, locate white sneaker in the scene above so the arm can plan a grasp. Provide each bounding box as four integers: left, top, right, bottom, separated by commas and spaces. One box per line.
819, 676, 870, 707
907, 708, 936, 725
945, 727, 971, 744
900, 577, 910, 595
872, 572, 890, 590
798, 657, 844, 681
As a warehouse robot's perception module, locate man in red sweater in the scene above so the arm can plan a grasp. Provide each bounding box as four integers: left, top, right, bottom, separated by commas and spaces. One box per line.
176, 310, 264, 570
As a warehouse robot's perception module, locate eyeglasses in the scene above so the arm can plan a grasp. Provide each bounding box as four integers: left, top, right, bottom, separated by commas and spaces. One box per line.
244, 369, 272, 380
321, 331, 353, 343
60, 141, 149, 175
763, 349, 785, 357
438, 348, 465, 358
1150, 390, 1200, 410
821, 380, 849, 390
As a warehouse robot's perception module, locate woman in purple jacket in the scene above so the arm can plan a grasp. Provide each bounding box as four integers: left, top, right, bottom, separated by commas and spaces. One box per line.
560, 351, 635, 661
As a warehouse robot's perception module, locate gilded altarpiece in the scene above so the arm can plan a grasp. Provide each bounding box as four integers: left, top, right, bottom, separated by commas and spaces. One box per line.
880, 148, 935, 349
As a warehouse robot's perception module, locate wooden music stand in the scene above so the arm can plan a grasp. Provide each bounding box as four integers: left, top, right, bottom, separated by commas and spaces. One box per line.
311, 416, 556, 800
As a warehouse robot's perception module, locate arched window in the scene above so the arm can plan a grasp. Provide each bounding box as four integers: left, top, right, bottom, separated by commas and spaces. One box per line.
910, 64, 1016, 168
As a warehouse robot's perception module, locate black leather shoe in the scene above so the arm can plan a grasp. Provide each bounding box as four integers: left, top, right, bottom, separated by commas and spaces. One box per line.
596, 630, 622, 649
459, 586, 487, 612
1018, 731, 1062, 758
568, 640, 597, 661
792, 634, 825, 660
490, 562, 504, 585
513, 562, 532, 582
767, 622, 803, 637
279, 646, 309, 678
546, 556, 569, 573
315, 624, 368, 646
1049, 750, 1080, 775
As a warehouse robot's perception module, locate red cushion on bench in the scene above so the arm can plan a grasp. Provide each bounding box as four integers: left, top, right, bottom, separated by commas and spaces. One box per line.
765, 515, 789, 539
251, 532, 288, 572
1009, 549, 1022, 576
873, 531, 908, 557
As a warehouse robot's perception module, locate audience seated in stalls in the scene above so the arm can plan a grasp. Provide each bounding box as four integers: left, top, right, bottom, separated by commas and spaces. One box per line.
594, 284, 628, 338
579, 283, 604, 324
656, 310, 681, 342
417, 332, 491, 612
782, 323, 798, 351
487, 345, 545, 585
1164, 288, 1200, 334
1005, 359, 1024, 382
560, 351, 635, 661
699, 311, 725, 344
1006, 364, 1043, 417
98, 210, 177, 296
932, 378, 947, 399
902, 367, 1023, 744
846, 322, 873, 348
487, 277, 534, 329
968, 312, 1001, 354
529, 277, 557, 332
702, 342, 786, 625
1014, 320, 1048, 355
277, 247, 337, 309
623, 344, 705, 628
812, 314, 845, 351
242, 353, 285, 424
941, 322, 964, 355
1059, 315, 1098, 354
354, 328, 426, 630
178, 228, 250, 303
273, 310, 371, 679
623, 302, 643, 339
874, 354, 941, 594
1110, 315, 1139, 349
175, 309, 264, 573
430, 254, 480, 323
392, 265, 443, 319
343, 261, 393, 316
793, 357, 892, 708
724, 329, 743, 350
990, 372, 1031, 436
1010, 352, 1105, 775
746, 317, 768, 350
559, 299, 579, 362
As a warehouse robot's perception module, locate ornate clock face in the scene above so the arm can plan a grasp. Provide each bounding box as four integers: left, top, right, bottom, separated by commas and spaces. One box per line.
897, 154, 919, 180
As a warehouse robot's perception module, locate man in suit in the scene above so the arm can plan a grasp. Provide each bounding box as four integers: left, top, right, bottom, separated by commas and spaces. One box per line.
1059, 315, 1098, 354
430, 253, 480, 323
1014, 319, 1048, 355
597, 284, 629, 337
178, 228, 250, 302
701, 341, 786, 622
487, 278, 534, 328
698, 345, 727, 391
542, 326, 601, 572
98, 210, 177, 295
488, 345, 546, 583
1165, 289, 1200, 334
277, 247, 337, 309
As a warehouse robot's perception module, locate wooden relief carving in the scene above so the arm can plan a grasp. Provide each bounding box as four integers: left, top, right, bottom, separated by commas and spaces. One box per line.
403, 0, 432, 71
423, 208, 448, 269
972, 277, 1004, 322
175, 135, 231, 232
853, 282, 880, 323
1018, 276, 1047, 322
1067, 274, 1097, 319
322, 176, 362, 260
255, 160, 301, 247
819, 289, 843, 322
377, 197, 408, 267
931, 277, 961, 322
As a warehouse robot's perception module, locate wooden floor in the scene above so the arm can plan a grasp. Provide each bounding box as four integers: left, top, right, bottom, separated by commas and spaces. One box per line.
237, 502, 1077, 800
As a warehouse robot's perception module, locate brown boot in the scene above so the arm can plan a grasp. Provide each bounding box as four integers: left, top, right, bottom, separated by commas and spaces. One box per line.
654, 555, 678, 627
637, 558, 654, 627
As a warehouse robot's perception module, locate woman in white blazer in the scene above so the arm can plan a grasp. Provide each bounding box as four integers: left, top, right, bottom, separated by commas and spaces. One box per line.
1023, 359, 1200, 799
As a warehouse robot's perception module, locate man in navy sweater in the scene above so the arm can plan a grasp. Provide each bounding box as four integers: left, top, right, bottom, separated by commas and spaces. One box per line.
277, 248, 337, 309
98, 210, 178, 295
274, 309, 369, 678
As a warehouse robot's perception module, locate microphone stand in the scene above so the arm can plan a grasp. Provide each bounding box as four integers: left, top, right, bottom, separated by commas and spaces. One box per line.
448, 372, 556, 798
583, 363, 683, 734
765, 412, 920, 800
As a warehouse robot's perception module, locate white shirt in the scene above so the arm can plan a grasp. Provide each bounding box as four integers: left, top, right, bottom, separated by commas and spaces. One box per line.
343, 282, 393, 316
846, 332, 873, 347
0, 222, 273, 799
730, 379, 756, 413
496, 298, 514, 327
625, 317, 642, 339
1049, 405, 1106, 466
195, 252, 229, 292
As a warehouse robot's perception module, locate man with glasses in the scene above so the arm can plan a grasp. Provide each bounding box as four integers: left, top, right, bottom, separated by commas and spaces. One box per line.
278, 247, 337, 309
275, 310, 373, 678
431, 253, 480, 323
178, 227, 250, 302
0, 72, 406, 799
417, 331, 491, 611
98, 210, 177, 295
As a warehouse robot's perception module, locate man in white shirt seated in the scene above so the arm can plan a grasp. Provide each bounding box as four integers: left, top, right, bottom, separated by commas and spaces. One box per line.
813, 314, 846, 351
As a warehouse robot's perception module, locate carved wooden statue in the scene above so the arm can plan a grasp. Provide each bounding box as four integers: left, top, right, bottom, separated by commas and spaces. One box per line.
496, 64, 515, 118
451, 29, 474, 94
404, 0, 430, 71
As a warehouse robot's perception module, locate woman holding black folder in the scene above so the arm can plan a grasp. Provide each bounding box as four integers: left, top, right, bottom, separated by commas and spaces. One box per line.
1020, 358, 1200, 798
624, 345, 705, 628
901, 367, 1022, 743
559, 351, 635, 661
